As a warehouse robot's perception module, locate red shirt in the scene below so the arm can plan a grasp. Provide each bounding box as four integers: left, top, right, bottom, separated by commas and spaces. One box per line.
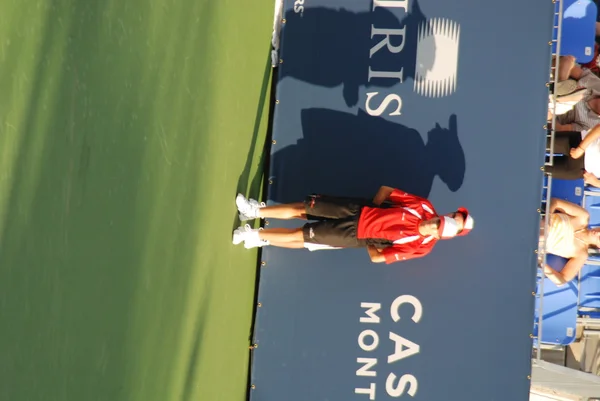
356, 189, 439, 264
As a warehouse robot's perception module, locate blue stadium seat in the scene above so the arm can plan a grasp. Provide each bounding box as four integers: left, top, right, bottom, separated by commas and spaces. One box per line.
579, 309, 600, 319
534, 254, 579, 345
588, 253, 600, 263
579, 263, 600, 311
542, 176, 584, 206
552, 0, 597, 63
584, 197, 600, 229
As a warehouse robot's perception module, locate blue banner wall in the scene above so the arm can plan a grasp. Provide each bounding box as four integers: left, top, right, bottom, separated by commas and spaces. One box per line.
250, 0, 553, 400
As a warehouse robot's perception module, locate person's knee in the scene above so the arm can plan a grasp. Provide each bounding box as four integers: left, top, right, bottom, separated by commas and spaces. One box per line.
553, 55, 574, 66
298, 224, 310, 242
294, 202, 307, 215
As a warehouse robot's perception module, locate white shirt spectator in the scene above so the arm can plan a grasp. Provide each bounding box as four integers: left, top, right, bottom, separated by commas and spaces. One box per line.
583, 128, 600, 177
557, 89, 600, 131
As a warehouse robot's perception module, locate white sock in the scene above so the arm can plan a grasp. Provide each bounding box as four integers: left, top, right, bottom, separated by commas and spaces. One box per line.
247, 229, 261, 242
304, 243, 342, 251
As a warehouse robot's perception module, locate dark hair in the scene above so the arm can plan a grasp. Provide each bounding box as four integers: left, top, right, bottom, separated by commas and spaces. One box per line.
454, 211, 467, 234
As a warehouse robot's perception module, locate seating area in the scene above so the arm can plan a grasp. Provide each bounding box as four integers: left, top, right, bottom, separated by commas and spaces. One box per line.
552, 0, 597, 63
535, 178, 585, 347
534, 0, 600, 368
534, 177, 600, 372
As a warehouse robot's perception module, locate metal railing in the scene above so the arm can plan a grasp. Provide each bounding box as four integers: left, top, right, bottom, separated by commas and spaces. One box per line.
535, 0, 565, 360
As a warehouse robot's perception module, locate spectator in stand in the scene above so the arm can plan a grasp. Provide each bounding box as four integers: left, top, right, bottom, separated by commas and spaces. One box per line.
541, 198, 600, 286
545, 124, 600, 188
549, 56, 600, 131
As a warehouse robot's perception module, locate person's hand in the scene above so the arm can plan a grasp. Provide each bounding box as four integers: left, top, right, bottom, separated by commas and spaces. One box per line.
570, 146, 585, 159
584, 170, 596, 184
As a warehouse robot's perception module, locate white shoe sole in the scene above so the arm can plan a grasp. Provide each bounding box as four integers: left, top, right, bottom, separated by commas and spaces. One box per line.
235, 193, 262, 219
239, 212, 254, 222
236, 193, 252, 214
232, 229, 245, 245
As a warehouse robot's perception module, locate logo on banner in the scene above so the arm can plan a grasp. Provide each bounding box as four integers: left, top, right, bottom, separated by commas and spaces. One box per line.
366, 0, 461, 116
414, 18, 460, 98
294, 0, 305, 15
354, 294, 423, 400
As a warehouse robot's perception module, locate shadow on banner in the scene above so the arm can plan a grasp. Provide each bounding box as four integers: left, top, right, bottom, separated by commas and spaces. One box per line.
269, 108, 465, 203
279, 0, 434, 107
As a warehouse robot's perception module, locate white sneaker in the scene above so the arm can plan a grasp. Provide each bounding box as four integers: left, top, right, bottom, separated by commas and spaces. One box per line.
232, 224, 269, 248
236, 193, 265, 221
232, 224, 254, 245
244, 235, 269, 249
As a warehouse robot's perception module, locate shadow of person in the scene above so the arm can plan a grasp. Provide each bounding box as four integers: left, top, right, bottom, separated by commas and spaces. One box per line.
268, 108, 465, 203
279, 0, 433, 107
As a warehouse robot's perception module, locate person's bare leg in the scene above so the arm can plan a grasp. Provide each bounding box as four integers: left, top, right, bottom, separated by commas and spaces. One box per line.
569, 63, 585, 80
556, 55, 576, 81
267, 239, 305, 249
257, 203, 307, 220
258, 227, 305, 243
596, 22, 600, 37
557, 89, 587, 103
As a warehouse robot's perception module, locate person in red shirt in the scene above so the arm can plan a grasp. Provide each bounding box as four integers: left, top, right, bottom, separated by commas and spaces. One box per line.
232, 186, 474, 263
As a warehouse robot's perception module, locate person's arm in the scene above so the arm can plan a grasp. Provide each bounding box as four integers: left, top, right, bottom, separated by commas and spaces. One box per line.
570, 124, 600, 160
554, 121, 574, 131
380, 242, 434, 264
584, 171, 600, 188
372, 186, 395, 206
367, 245, 386, 263
554, 108, 575, 130
549, 198, 589, 222
543, 250, 587, 286
580, 124, 600, 150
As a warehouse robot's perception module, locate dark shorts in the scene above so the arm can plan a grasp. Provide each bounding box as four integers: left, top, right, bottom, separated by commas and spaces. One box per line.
301, 194, 393, 248
544, 131, 585, 180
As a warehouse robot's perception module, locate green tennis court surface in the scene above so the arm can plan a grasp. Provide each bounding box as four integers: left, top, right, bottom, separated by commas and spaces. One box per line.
0, 1, 273, 400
